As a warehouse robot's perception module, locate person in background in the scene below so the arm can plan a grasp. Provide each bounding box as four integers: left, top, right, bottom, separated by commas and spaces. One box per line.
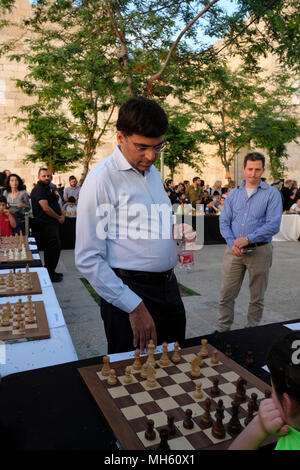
63, 196, 77, 217
0, 195, 16, 236
4, 173, 31, 235
63, 176, 81, 203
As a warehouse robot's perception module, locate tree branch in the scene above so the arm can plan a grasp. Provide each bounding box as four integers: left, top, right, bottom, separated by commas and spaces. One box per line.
146, 0, 220, 95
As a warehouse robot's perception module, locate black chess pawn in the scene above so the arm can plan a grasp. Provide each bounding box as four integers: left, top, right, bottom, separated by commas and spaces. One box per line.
227, 400, 243, 437
235, 377, 247, 403
244, 399, 255, 426
145, 419, 156, 441
199, 397, 213, 428
210, 377, 220, 397
250, 393, 259, 412
157, 428, 170, 450
183, 409, 194, 429
167, 414, 177, 437
245, 351, 254, 368
225, 344, 232, 358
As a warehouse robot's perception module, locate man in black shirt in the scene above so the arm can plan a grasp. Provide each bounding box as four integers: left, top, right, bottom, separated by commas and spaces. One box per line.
31, 168, 65, 282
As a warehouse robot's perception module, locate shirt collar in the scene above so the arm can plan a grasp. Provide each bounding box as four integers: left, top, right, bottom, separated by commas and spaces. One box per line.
238, 180, 269, 190
112, 145, 152, 176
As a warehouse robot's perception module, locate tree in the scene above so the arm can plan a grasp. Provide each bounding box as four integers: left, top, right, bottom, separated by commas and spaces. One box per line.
186, 63, 300, 178
1, 0, 299, 178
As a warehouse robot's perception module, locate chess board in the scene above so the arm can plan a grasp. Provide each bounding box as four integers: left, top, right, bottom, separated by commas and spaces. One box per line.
0, 236, 33, 263
0, 299, 50, 342
78, 343, 273, 450
0, 271, 42, 297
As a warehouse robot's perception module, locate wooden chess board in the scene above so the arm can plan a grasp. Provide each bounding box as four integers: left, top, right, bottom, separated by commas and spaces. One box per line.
78, 343, 273, 450
0, 299, 50, 342
0, 271, 42, 297
0, 236, 33, 263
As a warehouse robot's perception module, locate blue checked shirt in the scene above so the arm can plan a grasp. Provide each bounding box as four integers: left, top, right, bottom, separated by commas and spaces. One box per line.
220, 180, 283, 247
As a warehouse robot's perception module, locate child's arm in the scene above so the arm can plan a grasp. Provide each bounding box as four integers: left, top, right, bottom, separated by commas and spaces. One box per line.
228, 398, 289, 450
5, 210, 17, 229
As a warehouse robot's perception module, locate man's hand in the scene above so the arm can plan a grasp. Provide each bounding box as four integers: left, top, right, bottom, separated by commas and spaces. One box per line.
258, 398, 289, 437
231, 245, 244, 257
129, 301, 157, 353
234, 237, 249, 249
58, 214, 65, 224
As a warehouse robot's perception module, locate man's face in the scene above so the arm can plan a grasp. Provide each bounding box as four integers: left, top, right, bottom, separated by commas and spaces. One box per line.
243, 160, 264, 187
39, 170, 51, 185
117, 131, 165, 173
195, 178, 200, 187
70, 178, 77, 187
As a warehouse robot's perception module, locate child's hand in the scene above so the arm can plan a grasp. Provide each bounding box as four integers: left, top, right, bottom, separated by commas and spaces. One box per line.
258, 398, 289, 436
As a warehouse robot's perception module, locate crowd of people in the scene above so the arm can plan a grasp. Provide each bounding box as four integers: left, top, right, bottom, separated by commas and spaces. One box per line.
164, 176, 300, 215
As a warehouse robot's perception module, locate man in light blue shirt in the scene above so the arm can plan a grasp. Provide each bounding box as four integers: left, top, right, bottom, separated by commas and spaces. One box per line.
217, 152, 282, 332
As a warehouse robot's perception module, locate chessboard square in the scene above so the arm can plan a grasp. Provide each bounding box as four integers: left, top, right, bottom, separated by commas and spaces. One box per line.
147, 411, 167, 427
140, 380, 161, 391
115, 395, 136, 409
154, 368, 168, 379
164, 384, 185, 397
176, 362, 191, 373
137, 429, 160, 448
219, 382, 236, 395
181, 353, 197, 364
203, 427, 232, 445
186, 431, 212, 449
156, 397, 179, 411
222, 371, 240, 382
170, 373, 189, 384
176, 420, 201, 436
199, 377, 214, 390
148, 388, 169, 401
106, 384, 129, 399
246, 387, 266, 400
173, 393, 195, 407
121, 404, 145, 420
124, 382, 145, 394
201, 366, 219, 378
139, 401, 162, 416
157, 376, 176, 387
131, 391, 153, 405
188, 389, 210, 403
182, 402, 203, 418
168, 436, 195, 451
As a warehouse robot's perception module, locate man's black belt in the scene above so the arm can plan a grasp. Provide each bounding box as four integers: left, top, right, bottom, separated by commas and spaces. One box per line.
113, 268, 174, 282
247, 242, 269, 248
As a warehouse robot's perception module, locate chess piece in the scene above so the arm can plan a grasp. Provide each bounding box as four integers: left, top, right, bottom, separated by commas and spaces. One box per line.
124, 366, 133, 384
211, 350, 219, 365
107, 369, 117, 386
145, 419, 156, 441
265, 390, 272, 399
140, 363, 148, 379
191, 355, 201, 377
146, 365, 156, 388
171, 342, 181, 363
244, 399, 255, 426
183, 409, 194, 429
227, 401, 243, 437
196, 351, 203, 366
245, 351, 254, 368
251, 392, 259, 412
225, 344, 232, 358
167, 414, 177, 437
200, 339, 208, 358
158, 342, 171, 367
210, 377, 220, 397
194, 382, 203, 399
199, 398, 213, 428
235, 377, 247, 403
157, 429, 169, 450
146, 340, 156, 369
132, 349, 142, 371
212, 400, 226, 439
101, 356, 111, 376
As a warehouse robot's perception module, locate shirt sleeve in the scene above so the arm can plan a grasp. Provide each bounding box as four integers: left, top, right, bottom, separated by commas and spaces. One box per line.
75, 173, 142, 314
219, 193, 235, 247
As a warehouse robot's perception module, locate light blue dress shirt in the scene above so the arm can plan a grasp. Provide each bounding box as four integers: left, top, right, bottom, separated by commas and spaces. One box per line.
220, 180, 283, 247
75, 145, 177, 314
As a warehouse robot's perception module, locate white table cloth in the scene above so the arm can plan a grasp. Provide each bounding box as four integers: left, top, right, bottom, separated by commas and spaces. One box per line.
273, 214, 300, 242
0, 267, 78, 377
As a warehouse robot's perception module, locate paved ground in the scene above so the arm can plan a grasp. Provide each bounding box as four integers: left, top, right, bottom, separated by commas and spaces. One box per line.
51, 241, 300, 359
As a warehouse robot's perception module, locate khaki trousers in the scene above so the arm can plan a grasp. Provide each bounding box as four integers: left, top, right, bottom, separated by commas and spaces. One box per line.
217, 243, 273, 332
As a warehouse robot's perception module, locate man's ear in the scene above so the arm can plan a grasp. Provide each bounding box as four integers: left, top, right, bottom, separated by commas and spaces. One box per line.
117, 131, 125, 145
282, 392, 293, 418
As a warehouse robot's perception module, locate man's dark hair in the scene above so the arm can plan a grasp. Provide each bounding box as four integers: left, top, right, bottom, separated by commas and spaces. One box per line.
38, 167, 49, 175
243, 152, 265, 168
0, 194, 7, 203
68, 196, 76, 203
116, 97, 168, 137
267, 331, 300, 406
69, 175, 76, 181
193, 177, 200, 183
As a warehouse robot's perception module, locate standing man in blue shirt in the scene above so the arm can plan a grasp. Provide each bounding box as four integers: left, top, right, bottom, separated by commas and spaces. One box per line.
217, 152, 282, 332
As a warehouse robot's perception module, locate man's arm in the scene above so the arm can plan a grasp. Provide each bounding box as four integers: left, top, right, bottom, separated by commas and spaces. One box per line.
38, 200, 65, 224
